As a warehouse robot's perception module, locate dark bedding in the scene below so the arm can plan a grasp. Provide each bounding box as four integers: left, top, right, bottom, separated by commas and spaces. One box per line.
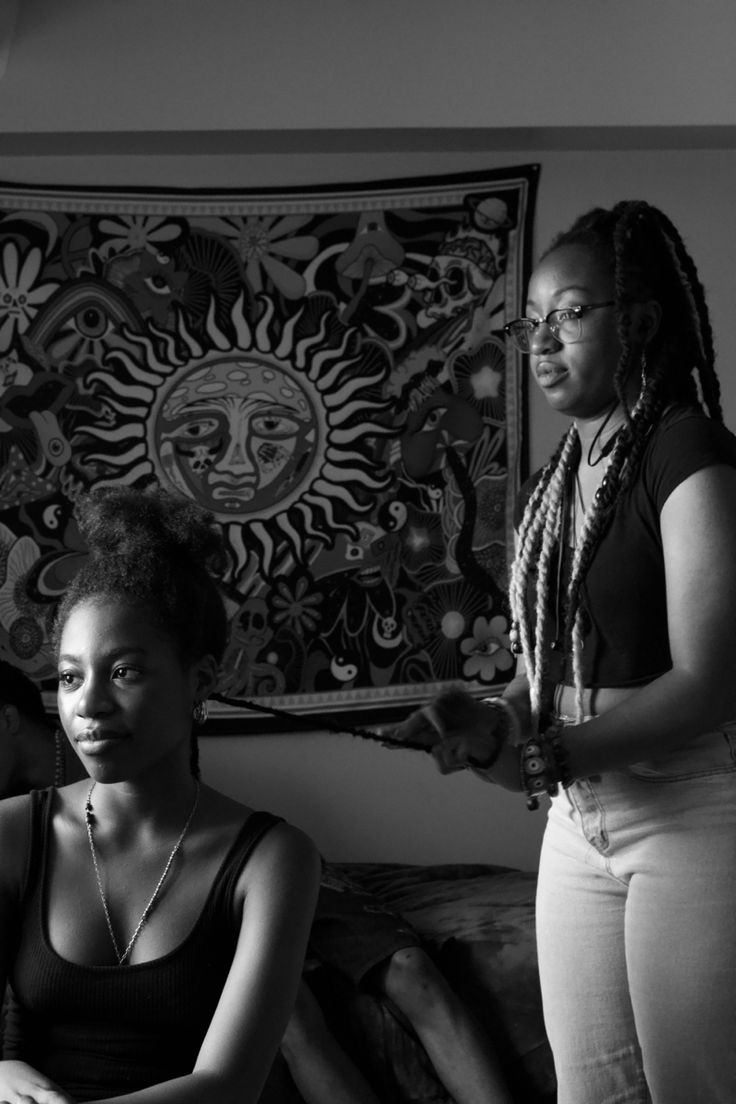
301, 862, 556, 1103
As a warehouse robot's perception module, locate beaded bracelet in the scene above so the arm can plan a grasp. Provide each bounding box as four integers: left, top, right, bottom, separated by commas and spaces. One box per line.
520, 724, 573, 810
520, 736, 559, 810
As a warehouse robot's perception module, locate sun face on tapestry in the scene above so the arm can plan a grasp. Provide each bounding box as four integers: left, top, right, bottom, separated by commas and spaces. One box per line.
0, 168, 538, 724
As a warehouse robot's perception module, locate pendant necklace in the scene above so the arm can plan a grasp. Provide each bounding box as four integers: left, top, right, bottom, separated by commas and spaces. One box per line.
84, 780, 200, 966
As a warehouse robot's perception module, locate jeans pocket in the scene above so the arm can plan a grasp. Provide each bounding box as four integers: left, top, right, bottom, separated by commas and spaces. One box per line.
628, 724, 736, 782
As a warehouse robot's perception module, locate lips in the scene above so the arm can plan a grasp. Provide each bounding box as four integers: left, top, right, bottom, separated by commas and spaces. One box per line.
534, 361, 568, 388
75, 729, 128, 751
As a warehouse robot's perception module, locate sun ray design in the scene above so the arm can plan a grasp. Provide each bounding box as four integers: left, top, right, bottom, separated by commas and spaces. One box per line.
69, 293, 396, 582
0, 172, 535, 704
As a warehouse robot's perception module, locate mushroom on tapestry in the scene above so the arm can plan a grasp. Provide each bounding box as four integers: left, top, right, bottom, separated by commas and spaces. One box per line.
336, 211, 405, 325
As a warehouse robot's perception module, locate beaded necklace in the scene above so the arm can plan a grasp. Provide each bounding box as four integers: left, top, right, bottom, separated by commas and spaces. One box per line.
84, 780, 200, 966
53, 729, 65, 787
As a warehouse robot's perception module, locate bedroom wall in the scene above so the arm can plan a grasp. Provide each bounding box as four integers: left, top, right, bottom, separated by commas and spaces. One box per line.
2, 0, 736, 136
2, 2, 735, 871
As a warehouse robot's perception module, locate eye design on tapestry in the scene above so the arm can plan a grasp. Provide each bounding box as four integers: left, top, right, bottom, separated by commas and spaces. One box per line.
0, 167, 538, 724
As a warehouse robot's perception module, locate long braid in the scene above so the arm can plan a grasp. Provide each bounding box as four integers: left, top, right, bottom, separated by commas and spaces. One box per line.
530, 429, 578, 722
512, 200, 720, 728
510, 425, 578, 721
653, 208, 722, 420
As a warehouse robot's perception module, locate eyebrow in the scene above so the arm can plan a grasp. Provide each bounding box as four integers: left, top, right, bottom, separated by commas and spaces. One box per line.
57, 646, 149, 664
526, 284, 592, 310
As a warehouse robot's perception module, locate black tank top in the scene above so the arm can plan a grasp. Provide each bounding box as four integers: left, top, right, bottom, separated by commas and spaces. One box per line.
4, 788, 280, 1101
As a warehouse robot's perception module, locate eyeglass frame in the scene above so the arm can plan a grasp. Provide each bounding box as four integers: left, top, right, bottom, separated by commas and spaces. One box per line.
504, 300, 616, 353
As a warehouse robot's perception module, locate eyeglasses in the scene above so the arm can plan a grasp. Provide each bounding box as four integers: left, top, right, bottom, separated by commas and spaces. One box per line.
504, 301, 616, 354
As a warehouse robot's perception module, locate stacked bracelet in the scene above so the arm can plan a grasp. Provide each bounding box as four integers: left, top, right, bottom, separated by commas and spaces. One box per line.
544, 723, 574, 789
520, 723, 573, 811
520, 737, 558, 810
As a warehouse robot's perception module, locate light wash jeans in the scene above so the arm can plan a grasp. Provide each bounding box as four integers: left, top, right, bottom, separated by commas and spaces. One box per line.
536, 724, 736, 1104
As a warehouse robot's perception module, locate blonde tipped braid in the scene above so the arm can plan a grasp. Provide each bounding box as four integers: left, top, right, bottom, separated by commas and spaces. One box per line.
511, 421, 635, 727
509, 479, 550, 715
509, 460, 554, 680
510, 425, 578, 723
531, 432, 578, 721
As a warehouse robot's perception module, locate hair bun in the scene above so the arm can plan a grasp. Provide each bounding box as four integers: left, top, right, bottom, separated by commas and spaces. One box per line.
75, 484, 225, 573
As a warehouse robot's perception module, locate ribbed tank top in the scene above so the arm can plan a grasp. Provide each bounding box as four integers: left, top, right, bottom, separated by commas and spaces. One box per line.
4, 787, 281, 1101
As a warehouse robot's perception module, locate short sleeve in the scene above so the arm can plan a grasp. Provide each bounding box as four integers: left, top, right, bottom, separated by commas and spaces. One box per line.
644, 409, 736, 513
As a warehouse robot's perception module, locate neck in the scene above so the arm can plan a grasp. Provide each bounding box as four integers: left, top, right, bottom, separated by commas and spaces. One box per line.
574, 403, 627, 465
87, 768, 199, 826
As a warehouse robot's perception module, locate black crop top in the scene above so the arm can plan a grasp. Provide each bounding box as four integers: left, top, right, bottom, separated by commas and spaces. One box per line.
3, 789, 281, 1101
517, 406, 736, 688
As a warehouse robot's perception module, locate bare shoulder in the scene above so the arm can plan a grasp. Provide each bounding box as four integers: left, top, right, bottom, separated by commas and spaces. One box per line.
251, 818, 319, 866
245, 818, 320, 876
663, 462, 736, 518
200, 784, 320, 883
237, 818, 321, 906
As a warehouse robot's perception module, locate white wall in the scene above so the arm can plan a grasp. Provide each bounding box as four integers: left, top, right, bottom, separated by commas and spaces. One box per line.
3, 2, 736, 870
3, 0, 736, 135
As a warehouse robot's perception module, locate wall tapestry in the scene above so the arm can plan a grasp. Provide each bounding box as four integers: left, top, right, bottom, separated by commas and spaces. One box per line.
0, 166, 539, 732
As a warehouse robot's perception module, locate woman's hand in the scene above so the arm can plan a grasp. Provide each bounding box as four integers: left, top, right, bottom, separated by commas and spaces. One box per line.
392, 688, 523, 789
0, 1061, 75, 1104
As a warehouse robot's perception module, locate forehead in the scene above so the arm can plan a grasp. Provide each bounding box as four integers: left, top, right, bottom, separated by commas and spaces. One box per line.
59, 597, 172, 655
527, 244, 613, 305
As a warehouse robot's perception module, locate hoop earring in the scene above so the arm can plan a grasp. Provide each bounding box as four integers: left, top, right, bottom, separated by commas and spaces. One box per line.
192, 700, 209, 725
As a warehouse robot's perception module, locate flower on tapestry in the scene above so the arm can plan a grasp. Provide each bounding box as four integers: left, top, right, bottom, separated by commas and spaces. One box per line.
0, 243, 58, 352
270, 572, 323, 639
403, 578, 491, 682
0, 524, 49, 672
96, 215, 184, 256
461, 614, 514, 681
200, 215, 319, 300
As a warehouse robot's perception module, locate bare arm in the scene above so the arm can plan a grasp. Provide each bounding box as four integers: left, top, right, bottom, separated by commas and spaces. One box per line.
84, 822, 321, 1104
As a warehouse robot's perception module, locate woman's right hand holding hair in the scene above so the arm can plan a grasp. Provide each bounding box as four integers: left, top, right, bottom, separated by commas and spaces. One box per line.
392, 687, 525, 788
0, 1060, 76, 1104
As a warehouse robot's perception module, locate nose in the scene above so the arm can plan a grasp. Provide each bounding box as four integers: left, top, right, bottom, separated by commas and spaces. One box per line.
76, 674, 114, 718
528, 321, 561, 354
215, 426, 255, 475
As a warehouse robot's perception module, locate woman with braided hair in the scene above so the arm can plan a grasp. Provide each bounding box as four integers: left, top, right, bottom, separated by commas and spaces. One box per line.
397, 201, 736, 1102
0, 484, 320, 1104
